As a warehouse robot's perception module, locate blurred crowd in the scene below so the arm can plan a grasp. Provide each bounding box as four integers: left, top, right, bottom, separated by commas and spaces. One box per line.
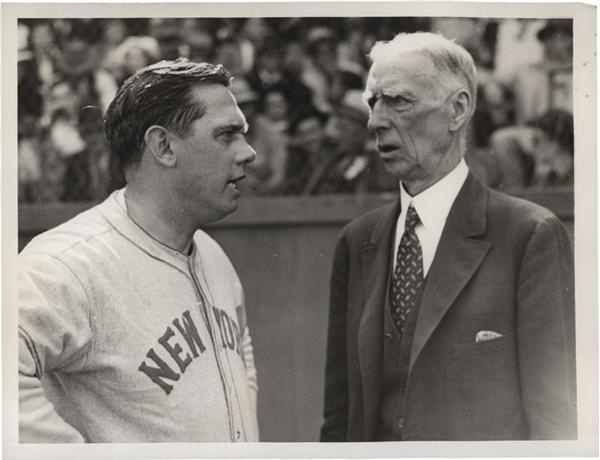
17, 17, 574, 203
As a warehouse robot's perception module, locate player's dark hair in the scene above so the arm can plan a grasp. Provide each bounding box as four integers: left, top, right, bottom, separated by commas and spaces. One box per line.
104, 58, 231, 170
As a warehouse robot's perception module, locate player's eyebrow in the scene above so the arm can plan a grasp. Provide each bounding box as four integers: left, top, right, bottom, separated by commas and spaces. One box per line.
213, 120, 249, 136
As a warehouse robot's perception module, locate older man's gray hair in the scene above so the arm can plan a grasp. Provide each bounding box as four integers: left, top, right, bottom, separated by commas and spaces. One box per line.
369, 32, 478, 120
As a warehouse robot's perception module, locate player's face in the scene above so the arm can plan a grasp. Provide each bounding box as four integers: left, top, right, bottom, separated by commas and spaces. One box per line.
170, 84, 256, 226
364, 51, 459, 193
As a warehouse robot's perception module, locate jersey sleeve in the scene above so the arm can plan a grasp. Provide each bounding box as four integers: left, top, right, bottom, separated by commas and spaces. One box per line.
18, 252, 94, 442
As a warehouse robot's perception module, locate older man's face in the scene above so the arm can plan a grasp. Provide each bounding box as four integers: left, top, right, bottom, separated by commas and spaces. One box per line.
364, 51, 461, 193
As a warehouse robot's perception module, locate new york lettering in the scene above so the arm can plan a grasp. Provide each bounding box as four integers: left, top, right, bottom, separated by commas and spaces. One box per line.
138, 310, 206, 395
138, 308, 242, 395
212, 306, 241, 356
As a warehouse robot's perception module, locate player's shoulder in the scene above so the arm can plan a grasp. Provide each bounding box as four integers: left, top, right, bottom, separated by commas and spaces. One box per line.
20, 203, 113, 261
192, 229, 233, 265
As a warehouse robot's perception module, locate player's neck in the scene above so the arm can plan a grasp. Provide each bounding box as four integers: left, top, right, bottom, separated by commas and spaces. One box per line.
124, 186, 194, 254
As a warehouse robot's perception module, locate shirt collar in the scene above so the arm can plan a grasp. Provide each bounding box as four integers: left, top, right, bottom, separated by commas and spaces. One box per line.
399, 158, 469, 230
99, 188, 192, 273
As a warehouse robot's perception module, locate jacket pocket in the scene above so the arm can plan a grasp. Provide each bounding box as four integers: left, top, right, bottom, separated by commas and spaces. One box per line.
451, 331, 515, 360
445, 330, 523, 439
448, 331, 517, 381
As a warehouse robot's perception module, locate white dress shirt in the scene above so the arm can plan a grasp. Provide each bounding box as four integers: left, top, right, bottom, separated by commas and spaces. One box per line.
392, 159, 469, 276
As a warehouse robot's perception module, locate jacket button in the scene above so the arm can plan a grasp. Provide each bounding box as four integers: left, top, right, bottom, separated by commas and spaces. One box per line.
384, 333, 393, 343
397, 418, 404, 429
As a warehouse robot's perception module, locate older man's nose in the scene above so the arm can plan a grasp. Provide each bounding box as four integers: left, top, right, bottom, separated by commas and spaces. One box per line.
367, 102, 390, 133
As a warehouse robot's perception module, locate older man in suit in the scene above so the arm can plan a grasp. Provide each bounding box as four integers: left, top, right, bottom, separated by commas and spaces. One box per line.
320, 32, 576, 441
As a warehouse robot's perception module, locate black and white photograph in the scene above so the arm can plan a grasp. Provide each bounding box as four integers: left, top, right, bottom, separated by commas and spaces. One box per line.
2, 1, 597, 458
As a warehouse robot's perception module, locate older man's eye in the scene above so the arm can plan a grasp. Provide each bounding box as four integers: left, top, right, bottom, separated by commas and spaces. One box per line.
366, 95, 378, 109
387, 95, 411, 107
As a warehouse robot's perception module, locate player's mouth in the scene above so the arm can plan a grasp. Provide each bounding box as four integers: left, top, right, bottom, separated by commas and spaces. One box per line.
227, 175, 245, 191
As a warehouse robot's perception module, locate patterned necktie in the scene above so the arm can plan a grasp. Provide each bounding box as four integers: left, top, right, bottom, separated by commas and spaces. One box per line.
389, 205, 424, 335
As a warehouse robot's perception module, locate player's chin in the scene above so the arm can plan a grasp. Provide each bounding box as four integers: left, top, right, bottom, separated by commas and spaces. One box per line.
222, 191, 240, 213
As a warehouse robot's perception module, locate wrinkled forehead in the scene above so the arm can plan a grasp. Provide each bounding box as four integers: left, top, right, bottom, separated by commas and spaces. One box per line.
365, 51, 437, 96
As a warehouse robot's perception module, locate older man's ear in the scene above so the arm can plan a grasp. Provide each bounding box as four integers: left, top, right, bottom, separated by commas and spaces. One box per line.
448, 89, 472, 133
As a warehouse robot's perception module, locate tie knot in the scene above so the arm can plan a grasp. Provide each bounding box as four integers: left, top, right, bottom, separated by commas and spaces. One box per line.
405, 205, 420, 232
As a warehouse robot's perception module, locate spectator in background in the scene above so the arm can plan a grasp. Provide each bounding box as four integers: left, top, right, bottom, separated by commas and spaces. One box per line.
430, 17, 486, 50
100, 19, 128, 72
485, 19, 573, 190
493, 19, 546, 85
149, 18, 183, 61
51, 35, 117, 201
100, 18, 129, 63
465, 79, 513, 188
528, 110, 574, 187
21, 79, 87, 202
238, 18, 273, 74
39, 79, 113, 202
492, 109, 573, 188
512, 19, 573, 124
122, 44, 155, 80
102, 19, 128, 48
18, 24, 43, 123
259, 86, 290, 133
246, 42, 287, 91
329, 67, 365, 106
215, 37, 246, 77
301, 26, 339, 113
246, 41, 313, 122
45, 81, 84, 198
284, 107, 330, 195
337, 18, 373, 73
56, 36, 118, 113
231, 78, 289, 195
28, 20, 61, 97
181, 18, 216, 62
18, 24, 45, 203
104, 35, 159, 85
18, 116, 43, 203
306, 90, 396, 194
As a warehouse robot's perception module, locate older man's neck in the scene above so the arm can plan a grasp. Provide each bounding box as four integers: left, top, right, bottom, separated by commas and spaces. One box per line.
404, 155, 462, 196
124, 186, 195, 255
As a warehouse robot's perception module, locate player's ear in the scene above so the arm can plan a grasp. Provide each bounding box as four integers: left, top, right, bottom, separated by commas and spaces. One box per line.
449, 89, 472, 133
144, 125, 177, 168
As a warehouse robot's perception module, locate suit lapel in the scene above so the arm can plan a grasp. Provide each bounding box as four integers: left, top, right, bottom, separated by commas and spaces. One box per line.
409, 174, 492, 373
357, 201, 399, 439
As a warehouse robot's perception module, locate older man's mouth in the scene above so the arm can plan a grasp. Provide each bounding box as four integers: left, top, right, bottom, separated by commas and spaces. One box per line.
378, 144, 401, 159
